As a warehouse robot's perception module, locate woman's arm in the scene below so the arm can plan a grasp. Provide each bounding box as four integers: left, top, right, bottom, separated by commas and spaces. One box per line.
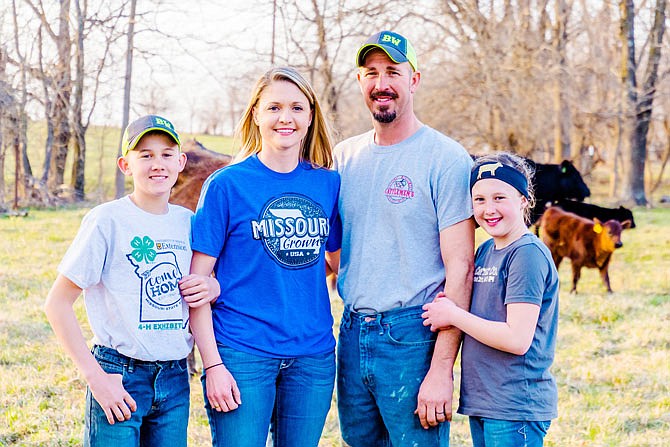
188, 251, 241, 412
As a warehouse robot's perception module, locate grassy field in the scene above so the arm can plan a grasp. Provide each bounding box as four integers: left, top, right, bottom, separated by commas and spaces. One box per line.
1, 127, 669, 445
1, 205, 668, 446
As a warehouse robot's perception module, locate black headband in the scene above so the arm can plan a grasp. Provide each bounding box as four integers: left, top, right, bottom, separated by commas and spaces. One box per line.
470, 162, 530, 199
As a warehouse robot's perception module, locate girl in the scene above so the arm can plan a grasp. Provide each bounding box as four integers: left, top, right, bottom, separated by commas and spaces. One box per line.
422, 153, 559, 447
188, 67, 340, 447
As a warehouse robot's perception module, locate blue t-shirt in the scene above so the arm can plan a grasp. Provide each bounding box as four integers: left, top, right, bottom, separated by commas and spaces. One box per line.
191, 155, 340, 358
458, 233, 559, 421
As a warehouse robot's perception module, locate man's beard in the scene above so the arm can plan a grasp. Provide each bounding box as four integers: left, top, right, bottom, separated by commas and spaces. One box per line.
373, 109, 396, 123
370, 91, 397, 123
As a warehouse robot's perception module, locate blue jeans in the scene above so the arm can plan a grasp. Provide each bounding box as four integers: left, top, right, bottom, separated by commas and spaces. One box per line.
203, 344, 335, 447
85, 345, 190, 447
469, 417, 551, 447
337, 305, 450, 447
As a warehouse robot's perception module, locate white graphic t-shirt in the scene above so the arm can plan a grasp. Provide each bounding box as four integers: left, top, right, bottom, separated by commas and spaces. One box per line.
59, 196, 194, 361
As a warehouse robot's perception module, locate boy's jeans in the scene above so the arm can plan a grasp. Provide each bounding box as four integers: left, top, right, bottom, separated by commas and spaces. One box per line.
203, 344, 335, 447
85, 345, 190, 447
337, 305, 450, 447
469, 417, 551, 447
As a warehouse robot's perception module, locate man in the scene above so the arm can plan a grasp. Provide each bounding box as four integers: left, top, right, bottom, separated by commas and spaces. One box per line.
328, 30, 475, 446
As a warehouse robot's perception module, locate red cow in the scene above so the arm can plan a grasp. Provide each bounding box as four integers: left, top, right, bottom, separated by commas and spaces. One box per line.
538, 207, 632, 293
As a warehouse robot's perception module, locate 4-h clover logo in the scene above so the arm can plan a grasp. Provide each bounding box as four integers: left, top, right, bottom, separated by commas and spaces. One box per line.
130, 236, 157, 263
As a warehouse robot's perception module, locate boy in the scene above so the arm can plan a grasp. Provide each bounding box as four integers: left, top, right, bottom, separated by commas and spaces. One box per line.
44, 115, 218, 446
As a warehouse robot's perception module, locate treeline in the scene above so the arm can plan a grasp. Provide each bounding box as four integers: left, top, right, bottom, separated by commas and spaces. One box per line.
0, 0, 668, 211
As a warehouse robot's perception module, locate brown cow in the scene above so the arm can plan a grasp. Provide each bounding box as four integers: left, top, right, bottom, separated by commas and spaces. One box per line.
170, 139, 233, 211
538, 206, 632, 293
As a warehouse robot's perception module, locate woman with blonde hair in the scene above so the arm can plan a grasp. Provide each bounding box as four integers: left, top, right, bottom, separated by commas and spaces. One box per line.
187, 66, 341, 447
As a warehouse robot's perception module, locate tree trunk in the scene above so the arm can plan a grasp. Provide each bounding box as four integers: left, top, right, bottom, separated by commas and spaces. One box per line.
116, 0, 137, 199
47, 0, 72, 194
70, 0, 87, 201
36, 27, 54, 190
628, 0, 666, 205
11, 0, 34, 203
618, 0, 637, 204
553, 0, 572, 163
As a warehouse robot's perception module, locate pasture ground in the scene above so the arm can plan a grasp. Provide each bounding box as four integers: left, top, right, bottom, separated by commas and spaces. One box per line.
1, 126, 669, 445
1, 206, 668, 446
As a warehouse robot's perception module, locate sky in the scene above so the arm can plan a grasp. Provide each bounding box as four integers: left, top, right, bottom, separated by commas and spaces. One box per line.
100, 0, 281, 133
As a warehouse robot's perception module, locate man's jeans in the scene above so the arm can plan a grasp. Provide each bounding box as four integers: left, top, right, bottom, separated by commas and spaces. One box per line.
337, 305, 450, 447
203, 343, 335, 447
469, 417, 551, 447
85, 345, 190, 447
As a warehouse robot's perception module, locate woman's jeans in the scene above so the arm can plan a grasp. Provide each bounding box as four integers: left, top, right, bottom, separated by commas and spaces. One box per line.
469, 417, 551, 447
203, 343, 335, 447
337, 305, 450, 447
85, 345, 190, 447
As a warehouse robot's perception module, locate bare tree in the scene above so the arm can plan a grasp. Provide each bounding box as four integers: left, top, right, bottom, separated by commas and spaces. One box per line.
553, 0, 572, 163
618, 0, 666, 206
115, 0, 137, 199
24, 0, 73, 194
10, 0, 33, 204
0, 45, 10, 211
69, 0, 87, 200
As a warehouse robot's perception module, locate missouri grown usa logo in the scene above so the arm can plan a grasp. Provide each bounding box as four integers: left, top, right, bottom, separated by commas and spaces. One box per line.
251, 194, 330, 269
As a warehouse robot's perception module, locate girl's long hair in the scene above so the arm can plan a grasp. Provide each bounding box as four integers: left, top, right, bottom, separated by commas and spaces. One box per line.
235, 66, 333, 168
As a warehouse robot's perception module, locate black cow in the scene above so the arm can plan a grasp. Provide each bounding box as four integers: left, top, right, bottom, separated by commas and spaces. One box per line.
528, 159, 591, 224
552, 199, 636, 229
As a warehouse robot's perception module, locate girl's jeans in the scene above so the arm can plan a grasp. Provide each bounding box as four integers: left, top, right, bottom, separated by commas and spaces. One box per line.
203, 343, 335, 447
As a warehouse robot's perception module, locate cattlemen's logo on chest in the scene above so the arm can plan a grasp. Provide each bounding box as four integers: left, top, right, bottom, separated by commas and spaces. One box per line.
385, 175, 415, 204
251, 194, 330, 268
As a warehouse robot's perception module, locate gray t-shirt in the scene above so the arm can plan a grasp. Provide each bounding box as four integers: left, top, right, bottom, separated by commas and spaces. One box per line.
58, 196, 194, 361
458, 234, 559, 421
333, 126, 473, 313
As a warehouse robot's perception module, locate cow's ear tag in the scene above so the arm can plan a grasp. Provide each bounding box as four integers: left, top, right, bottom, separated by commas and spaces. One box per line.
561, 167, 567, 173
593, 223, 603, 234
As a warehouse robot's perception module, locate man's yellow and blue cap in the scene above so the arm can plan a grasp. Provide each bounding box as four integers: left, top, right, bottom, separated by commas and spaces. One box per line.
121, 115, 181, 156
356, 31, 418, 71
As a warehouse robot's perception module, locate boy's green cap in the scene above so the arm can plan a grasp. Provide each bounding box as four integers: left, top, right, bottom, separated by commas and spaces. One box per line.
121, 115, 180, 156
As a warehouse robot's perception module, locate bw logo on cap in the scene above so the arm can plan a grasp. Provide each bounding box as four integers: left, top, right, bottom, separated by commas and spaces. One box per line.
356, 31, 418, 71
121, 115, 181, 156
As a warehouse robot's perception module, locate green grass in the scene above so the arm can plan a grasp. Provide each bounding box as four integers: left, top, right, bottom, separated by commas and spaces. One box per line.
2, 127, 670, 445
1, 206, 669, 446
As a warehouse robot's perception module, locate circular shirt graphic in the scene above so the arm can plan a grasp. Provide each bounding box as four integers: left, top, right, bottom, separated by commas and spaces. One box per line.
385, 175, 415, 203
253, 194, 329, 269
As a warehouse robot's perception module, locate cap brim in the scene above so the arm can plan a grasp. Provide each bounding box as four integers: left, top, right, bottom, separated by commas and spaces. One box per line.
357, 44, 409, 67
124, 127, 181, 155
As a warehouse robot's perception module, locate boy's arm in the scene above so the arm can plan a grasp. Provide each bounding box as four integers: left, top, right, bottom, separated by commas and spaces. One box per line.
180, 271, 220, 308
188, 252, 241, 412
44, 274, 137, 424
